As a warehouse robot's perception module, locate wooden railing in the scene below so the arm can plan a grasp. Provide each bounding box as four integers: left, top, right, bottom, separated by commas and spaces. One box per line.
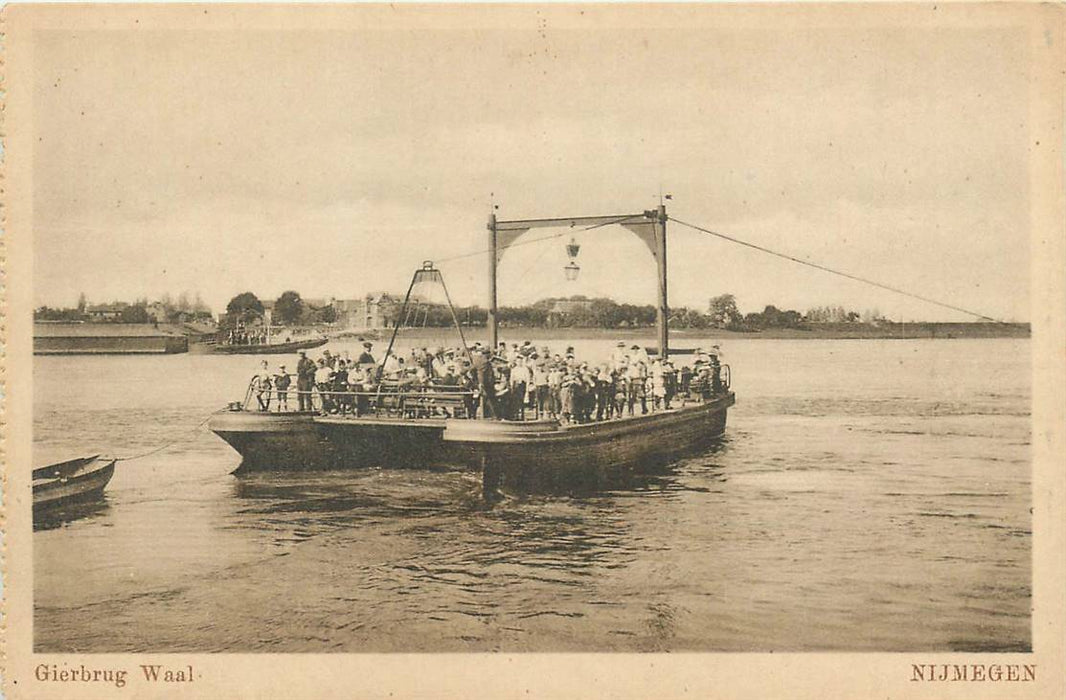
242, 376, 476, 419
238, 364, 731, 422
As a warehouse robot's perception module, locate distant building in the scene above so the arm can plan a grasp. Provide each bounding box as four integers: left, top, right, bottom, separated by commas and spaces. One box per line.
330, 293, 400, 330
545, 299, 595, 328
550, 299, 594, 315
146, 301, 168, 323
329, 298, 363, 329
85, 302, 129, 322
260, 300, 275, 326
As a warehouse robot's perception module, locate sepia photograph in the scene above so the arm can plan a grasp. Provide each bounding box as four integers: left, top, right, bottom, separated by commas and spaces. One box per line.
3, 3, 1064, 698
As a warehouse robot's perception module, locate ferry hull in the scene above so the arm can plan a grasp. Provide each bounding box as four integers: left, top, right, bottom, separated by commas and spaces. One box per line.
210, 412, 338, 470
204, 337, 328, 355
444, 392, 735, 495
210, 392, 735, 495
209, 411, 456, 471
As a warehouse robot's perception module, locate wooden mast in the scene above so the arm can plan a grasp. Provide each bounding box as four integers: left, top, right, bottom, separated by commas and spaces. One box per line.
655, 203, 669, 360
487, 212, 499, 351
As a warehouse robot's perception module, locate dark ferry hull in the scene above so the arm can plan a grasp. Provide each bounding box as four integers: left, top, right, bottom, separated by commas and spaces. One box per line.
443, 392, 735, 494
205, 337, 328, 355
210, 412, 338, 470
209, 411, 458, 471
209, 392, 734, 495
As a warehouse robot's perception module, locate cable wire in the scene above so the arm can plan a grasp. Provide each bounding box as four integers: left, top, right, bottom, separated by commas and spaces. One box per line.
670, 217, 1006, 323
115, 412, 217, 462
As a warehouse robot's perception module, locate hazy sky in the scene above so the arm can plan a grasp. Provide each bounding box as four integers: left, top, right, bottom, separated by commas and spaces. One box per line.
32, 8, 1032, 321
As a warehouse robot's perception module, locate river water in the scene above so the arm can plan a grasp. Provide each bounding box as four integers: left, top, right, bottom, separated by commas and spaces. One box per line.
32, 338, 1030, 652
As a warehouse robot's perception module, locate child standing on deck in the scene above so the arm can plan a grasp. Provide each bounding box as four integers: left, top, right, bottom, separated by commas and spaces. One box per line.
274, 365, 291, 411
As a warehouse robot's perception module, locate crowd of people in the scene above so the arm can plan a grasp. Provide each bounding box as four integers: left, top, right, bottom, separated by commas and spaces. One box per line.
227, 327, 272, 346
250, 339, 727, 424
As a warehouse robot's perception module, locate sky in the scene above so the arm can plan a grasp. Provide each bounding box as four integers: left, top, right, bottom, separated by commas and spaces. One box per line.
32, 7, 1033, 321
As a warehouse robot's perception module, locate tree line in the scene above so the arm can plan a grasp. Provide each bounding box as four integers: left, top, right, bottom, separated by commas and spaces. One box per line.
35, 292, 213, 324
225, 290, 336, 327
38, 287, 883, 332
224, 290, 881, 331
707, 294, 884, 331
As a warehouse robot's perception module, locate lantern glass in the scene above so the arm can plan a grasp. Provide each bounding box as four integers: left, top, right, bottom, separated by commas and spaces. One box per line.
566, 237, 581, 260
564, 262, 580, 281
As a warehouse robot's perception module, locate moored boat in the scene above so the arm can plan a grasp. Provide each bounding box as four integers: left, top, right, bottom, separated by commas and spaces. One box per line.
208, 336, 328, 355
33, 455, 116, 511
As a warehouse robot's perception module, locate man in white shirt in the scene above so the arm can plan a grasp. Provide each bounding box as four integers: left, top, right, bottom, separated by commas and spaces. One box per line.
509, 357, 532, 420
531, 359, 549, 418
314, 359, 334, 414
254, 360, 272, 411
382, 353, 401, 378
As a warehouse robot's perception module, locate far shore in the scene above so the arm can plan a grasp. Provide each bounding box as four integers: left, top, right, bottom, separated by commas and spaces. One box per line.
328, 322, 1030, 343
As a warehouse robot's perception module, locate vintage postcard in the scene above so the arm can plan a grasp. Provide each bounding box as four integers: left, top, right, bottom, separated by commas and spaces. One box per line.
2, 3, 1064, 698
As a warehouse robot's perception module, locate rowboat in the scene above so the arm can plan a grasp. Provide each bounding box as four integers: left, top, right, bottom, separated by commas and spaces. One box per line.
33, 455, 116, 510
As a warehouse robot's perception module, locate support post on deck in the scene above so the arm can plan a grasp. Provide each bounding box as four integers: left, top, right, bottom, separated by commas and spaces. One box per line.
656, 203, 669, 360
488, 212, 499, 352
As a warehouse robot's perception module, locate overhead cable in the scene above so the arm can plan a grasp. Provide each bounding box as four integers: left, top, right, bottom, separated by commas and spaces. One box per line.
669, 217, 1005, 323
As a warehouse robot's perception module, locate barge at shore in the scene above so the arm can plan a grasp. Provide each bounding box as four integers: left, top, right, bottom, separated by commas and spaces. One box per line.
34, 323, 189, 355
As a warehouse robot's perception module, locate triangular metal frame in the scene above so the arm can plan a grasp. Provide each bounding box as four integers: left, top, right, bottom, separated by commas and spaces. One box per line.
379, 261, 474, 379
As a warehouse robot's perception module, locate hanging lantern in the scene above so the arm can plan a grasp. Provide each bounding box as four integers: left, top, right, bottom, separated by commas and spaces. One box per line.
566, 236, 581, 260
564, 261, 581, 281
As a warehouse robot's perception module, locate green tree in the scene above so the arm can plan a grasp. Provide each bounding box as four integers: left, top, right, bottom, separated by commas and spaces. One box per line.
192, 292, 210, 314
225, 292, 264, 326
119, 304, 150, 324
708, 294, 742, 328
274, 290, 304, 325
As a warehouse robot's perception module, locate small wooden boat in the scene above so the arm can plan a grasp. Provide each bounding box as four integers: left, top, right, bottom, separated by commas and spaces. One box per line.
33, 455, 116, 510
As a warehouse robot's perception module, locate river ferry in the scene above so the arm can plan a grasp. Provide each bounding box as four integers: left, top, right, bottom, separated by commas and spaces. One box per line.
193, 328, 327, 355
209, 205, 735, 496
